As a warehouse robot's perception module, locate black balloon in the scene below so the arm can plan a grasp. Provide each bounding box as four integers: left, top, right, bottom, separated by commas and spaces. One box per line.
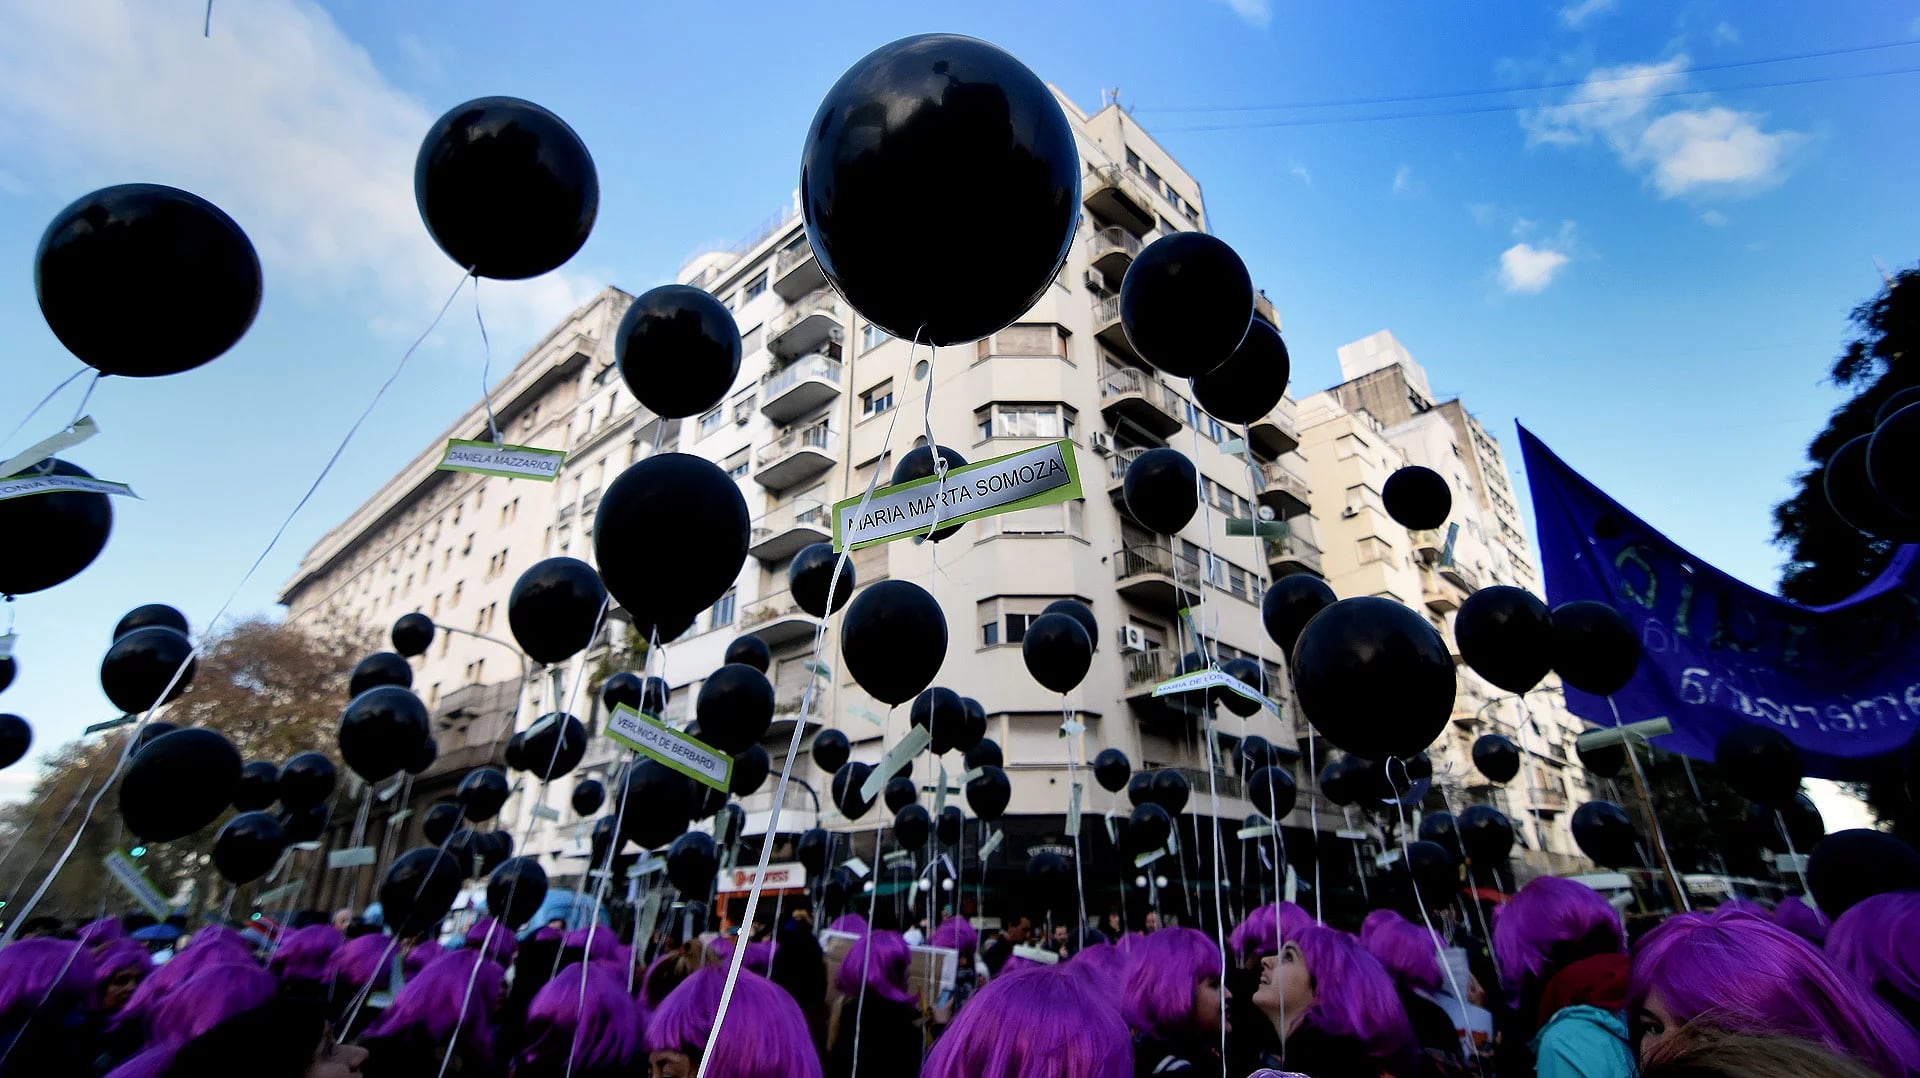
790, 542, 854, 619
1040, 600, 1097, 648
842, 580, 947, 705
348, 652, 414, 698
894, 804, 931, 849
797, 828, 831, 876
101, 626, 197, 715
1471, 735, 1522, 785
890, 445, 970, 542
423, 801, 464, 846
1127, 769, 1155, 808
952, 697, 988, 754
457, 767, 511, 822
696, 664, 775, 754
504, 731, 532, 773
1750, 792, 1824, 855
281, 802, 328, 844
1716, 726, 1805, 810
1022, 613, 1093, 694
724, 635, 772, 674
1293, 597, 1454, 762
1404, 841, 1460, 899
617, 758, 697, 849
446, 828, 480, 873
1219, 658, 1267, 718
1026, 851, 1075, 917
212, 811, 286, 884
487, 857, 549, 929
508, 557, 607, 666
640, 677, 670, 715
911, 687, 967, 755
233, 760, 279, 811
415, 97, 597, 280
1247, 765, 1297, 821
134, 721, 180, 753
337, 685, 430, 784
37, 183, 261, 377
380, 847, 463, 937
1191, 317, 1290, 425
0, 458, 113, 597
1455, 586, 1554, 694
1382, 466, 1452, 531
800, 33, 1080, 346
391, 613, 435, 658
813, 728, 851, 773
1827, 434, 1920, 540
1551, 601, 1642, 696
1235, 735, 1276, 778
964, 737, 1003, 771
276, 752, 336, 810
1808, 828, 1920, 918
1262, 574, 1337, 663
965, 765, 1011, 822
1877, 387, 1920, 428
114, 604, 189, 642
1571, 800, 1641, 868
600, 671, 644, 715
884, 776, 919, 814
1121, 232, 1253, 378
1458, 805, 1514, 864
1317, 755, 1369, 807
571, 779, 605, 817
404, 736, 438, 777
823, 866, 856, 917
1128, 802, 1173, 852
596, 454, 748, 642
1093, 748, 1131, 794
832, 762, 877, 821
616, 285, 742, 419
937, 805, 964, 847
1418, 812, 1459, 853
521, 713, 589, 782
1150, 769, 1190, 816
1576, 735, 1627, 780
119, 728, 241, 842
1123, 448, 1199, 535
731, 745, 770, 798
0, 657, 13, 696
666, 831, 719, 896
0, 714, 29, 769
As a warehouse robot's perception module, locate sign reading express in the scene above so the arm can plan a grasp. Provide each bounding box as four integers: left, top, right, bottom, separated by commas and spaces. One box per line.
606, 704, 732, 791
717, 862, 807, 895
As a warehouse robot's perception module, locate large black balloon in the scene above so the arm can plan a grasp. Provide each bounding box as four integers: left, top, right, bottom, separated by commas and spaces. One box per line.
1808, 828, 1920, 918
1247, 765, 1297, 821
696, 664, 775, 754
1262, 574, 1337, 663
1123, 448, 1199, 535
1877, 387, 1920, 428
800, 33, 1080, 346
596, 454, 749, 642
233, 760, 279, 811
508, 557, 607, 666
724, 635, 772, 674
1551, 601, 1642, 696
281, 802, 328, 844
1577, 735, 1627, 780
1022, 613, 1093, 694
119, 728, 241, 842
1128, 802, 1173, 852
475, 830, 515, 878
522, 713, 589, 782
277, 752, 336, 810
0, 657, 13, 696
937, 805, 964, 847
1293, 597, 1454, 761
666, 831, 719, 896
130, 721, 178, 754
910, 687, 966, 755
1403, 841, 1460, 900
823, 867, 856, 918
1093, 748, 1131, 794
457, 767, 511, 822
1455, 587, 1554, 694
813, 728, 851, 773
423, 801, 464, 846
1749, 792, 1824, 855
1126, 769, 1155, 808
1120, 232, 1253, 378
404, 736, 438, 777
797, 828, 831, 876
1040, 600, 1097, 650
617, 759, 697, 849
1317, 755, 1369, 807
1571, 801, 1641, 868
952, 697, 988, 754
790, 543, 855, 619
1027, 851, 1076, 917
415, 97, 597, 279
1872, 405, 1920, 517
348, 652, 413, 698
380, 847, 463, 937
965, 765, 1011, 822
0, 458, 113, 597
114, 605, 189, 642
964, 737, 1003, 772
884, 776, 919, 814
832, 762, 877, 821
487, 857, 549, 929
842, 580, 947, 705
894, 804, 931, 849
1827, 434, 1920, 540
1715, 726, 1804, 810
503, 731, 532, 773
100, 626, 196, 715
599, 672, 644, 715
1458, 805, 1514, 864
36, 183, 261, 377
1418, 812, 1459, 853
1471, 735, 1522, 784
1150, 769, 1190, 815
1219, 658, 1267, 719
391, 613, 435, 659
1191, 317, 1290, 425
1382, 466, 1452, 531
571, 779, 605, 817
616, 285, 742, 419
337, 686, 430, 784
731, 745, 770, 798
0, 715, 29, 769
212, 811, 286, 884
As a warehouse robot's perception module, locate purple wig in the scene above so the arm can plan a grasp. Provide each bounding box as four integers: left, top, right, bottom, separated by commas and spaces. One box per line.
363, 950, 505, 1064
563, 928, 618, 964
834, 929, 916, 1007
1291, 924, 1419, 1070
181, 924, 246, 954
712, 937, 773, 975
1775, 895, 1831, 945
1231, 902, 1315, 965
92, 939, 153, 1011
78, 916, 127, 948
403, 938, 445, 977
268, 924, 343, 989
826, 913, 868, 936
645, 966, 822, 1078
512, 962, 643, 1077
464, 917, 517, 966
1121, 926, 1221, 1040
324, 932, 393, 1000
0, 938, 97, 1023
1492, 876, 1626, 996
1360, 914, 1444, 994
113, 930, 252, 1038
925, 962, 1130, 1078
1065, 942, 1129, 1010
1628, 907, 1920, 1078
1829, 892, 1920, 999
148, 962, 279, 1043
928, 916, 978, 959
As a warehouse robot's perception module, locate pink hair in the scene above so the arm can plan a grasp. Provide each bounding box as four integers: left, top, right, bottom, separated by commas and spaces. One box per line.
513, 962, 644, 1076
928, 916, 978, 959
644, 966, 822, 1078
403, 938, 445, 977
112, 930, 251, 1038
463, 917, 517, 966
1065, 941, 1130, 1010
78, 916, 127, 948
105, 962, 278, 1078
924, 963, 1129, 1078
1775, 895, 1830, 945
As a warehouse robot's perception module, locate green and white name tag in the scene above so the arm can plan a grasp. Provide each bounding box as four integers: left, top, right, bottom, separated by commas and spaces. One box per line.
1012, 944, 1061, 965
327, 846, 377, 869
437, 438, 568, 481
0, 472, 137, 501
861, 726, 932, 801
832, 439, 1082, 551
1152, 666, 1281, 716
1135, 846, 1170, 868
0, 416, 100, 480
978, 828, 1004, 858
607, 704, 732, 791
104, 850, 169, 921
256, 881, 304, 906
1237, 824, 1276, 839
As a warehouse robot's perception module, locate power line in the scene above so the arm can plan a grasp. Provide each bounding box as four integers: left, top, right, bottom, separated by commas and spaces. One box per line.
1138, 38, 1920, 115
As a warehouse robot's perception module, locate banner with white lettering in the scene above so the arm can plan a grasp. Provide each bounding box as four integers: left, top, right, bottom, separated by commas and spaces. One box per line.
832, 439, 1082, 551
436, 438, 568, 481
606, 704, 733, 791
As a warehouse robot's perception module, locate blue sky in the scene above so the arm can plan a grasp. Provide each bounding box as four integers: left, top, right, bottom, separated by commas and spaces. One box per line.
0, 0, 1915, 802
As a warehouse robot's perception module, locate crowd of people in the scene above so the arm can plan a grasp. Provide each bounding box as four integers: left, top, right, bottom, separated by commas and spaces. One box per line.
1, 879, 1917, 1078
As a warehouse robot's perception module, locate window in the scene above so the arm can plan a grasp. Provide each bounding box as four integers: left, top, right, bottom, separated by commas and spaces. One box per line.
698, 407, 724, 437
1345, 484, 1383, 516
462, 533, 475, 556
862, 380, 894, 418
430, 594, 441, 617
1125, 148, 1142, 173
451, 501, 462, 526
501, 498, 518, 526
975, 403, 1076, 442
583, 407, 595, 436
465, 658, 486, 684
743, 272, 768, 303
708, 588, 737, 631
741, 324, 763, 356
976, 323, 1066, 360
452, 580, 464, 606
722, 449, 749, 479
428, 683, 440, 707
1201, 478, 1252, 520
442, 548, 452, 570
978, 596, 1076, 647
861, 324, 890, 353
979, 500, 1084, 538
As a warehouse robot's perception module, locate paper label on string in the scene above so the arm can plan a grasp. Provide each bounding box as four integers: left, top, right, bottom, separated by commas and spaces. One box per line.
104, 851, 170, 920
852, 705, 886, 727
387, 808, 413, 824
1012, 944, 1061, 965
1167, 830, 1179, 855
436, 438, 567, 481
804, 660, 833, 679
1335, 828, 1369, 840
978, 829, 1004, 858
1219, 437, 1247, 455
883, 850, 914, 866
255, 880, 304, 906
1237, 824, 1275, 839
1152, 666, 1280, 715
841, 856, 871, 879
1066, 782, 1083, 837
1105, 814, 1119, 844
0, 473, 137, 501
1135, 846, 1170, 868
0, 634, 14, 660
1058, 718, 1084, 738
1284, 865, 1298, 904
1375, 850, 1401, 869
1225, 517, 1288, 538
327, 846, 377, 869
958, 767, 984, 784
861, 726, 932, 801
1441, 522, 1460, 566
0, 416, 100, 480
292, 840, 322, 851
832, 439, 1082, 551
531, 804, 561, 821
933, 765, 947, 818
607, 704, 732, 791
376, 778, 405, 802
634, 892, 665, 952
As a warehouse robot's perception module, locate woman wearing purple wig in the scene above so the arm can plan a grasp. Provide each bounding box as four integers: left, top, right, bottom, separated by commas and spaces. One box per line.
104, 962, 280, 1078
0, 938, 99, 1078
927, 916, 979, 1031
510, 962, 642, 1078
1827, 891, 1920, 1032
1776, 894, 1831, 945
645, 965, 823, 1078
1360, 911, 1484, 1069
271, 925, 346, 998
1630, 906, 1920, 1077
1491, 875, 1635, 1078
1121, 925, 1229, 1077
355, 950, 505, 1078
923, 962, 1130, 1078
92, 939, 152, 1017
1245, 923, 1417, 1078
826, 929, 923, 1078
108, 927, 254, 1059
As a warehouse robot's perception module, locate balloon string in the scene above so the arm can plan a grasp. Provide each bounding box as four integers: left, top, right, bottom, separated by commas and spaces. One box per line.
1386, 761, 1485, 1076
1433, 778, 1501, 986
1187, 424, 1230, 1062
1604, 696, 1690, 912
1773, 809, 1812, 895
0, 774, 95, 909
474, 273, 503, 447
1236, 421, 1290, 931
0, 365, 86, 457
67, 371, 101, 428
1061, 696, 1090, 948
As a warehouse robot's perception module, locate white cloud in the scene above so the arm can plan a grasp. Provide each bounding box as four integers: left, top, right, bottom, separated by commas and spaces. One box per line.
1289, 162, 1312, 185
1500, 243, 1571, 294
1711, 21, 1740, 46
0, 0, 593, 341
1559, 0, 1616, 27
1213, 0, 1271, 28
1522, 54, 1802, 198
1391, 164, 1419, 196
1699, 209, 1728, 227
1467, 202, 1499, 226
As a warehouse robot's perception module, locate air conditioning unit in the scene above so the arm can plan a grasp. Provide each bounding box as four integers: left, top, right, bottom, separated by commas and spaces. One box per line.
1090, 431, 1116, 456
1083, 267, 1112, 293
1117, 625, 1148, 653
733, 400, 754, 425
1341, 507, 1360, 519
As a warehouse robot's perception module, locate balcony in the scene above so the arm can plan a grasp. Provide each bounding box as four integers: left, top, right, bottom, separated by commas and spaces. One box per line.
1113, 544, 1202, 609
748, 500, 832, 563
738, 591, 820, 647
1411, 529, 1444, 565
770, 292, 845, 358
1083, 164, 1157, 236
1089, 226, 1141, 283
771, 239, 825, 300
1440, 563, 1477, 593
1255, 458, 1311, 519
754, 421, 836, 491
1264, 529, 1323, 579
1099, 366, 1183, 439
1423, 583, 1461, 614
1093, 293, 1139, 362
1120, 649, 1202, 725
760, 349, 843, 424
1106, 445, 1145, 503
1248, 401, 1301, 460
1253, 291, 1279, 329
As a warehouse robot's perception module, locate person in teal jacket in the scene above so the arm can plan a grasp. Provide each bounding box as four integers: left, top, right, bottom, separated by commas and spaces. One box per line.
1494, 879, 1637, 1078
1533, 1001, 1637, 1078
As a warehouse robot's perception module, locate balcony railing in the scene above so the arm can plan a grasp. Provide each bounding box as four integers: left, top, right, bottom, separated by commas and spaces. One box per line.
774, 242, 815, 279
763, 352, 843, 397
1107, 445, 1147, 483
1123, 648, 1177, 690
1089, 226, 1142, 275
750, 500, 830, 545
1264, 532, 1323, 577
1084, 164, 1158, 234
1115, 544, 1203, 590
756, 420, 834, 467
1096, 292, 1124, 328
1258, 460, 1311, 506
740, 591, 812, 629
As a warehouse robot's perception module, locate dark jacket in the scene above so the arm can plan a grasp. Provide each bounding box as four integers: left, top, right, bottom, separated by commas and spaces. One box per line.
1244, 1023, 1386, 1078
827, 992, 922, 1078
1133, 1031, 1225, 1077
